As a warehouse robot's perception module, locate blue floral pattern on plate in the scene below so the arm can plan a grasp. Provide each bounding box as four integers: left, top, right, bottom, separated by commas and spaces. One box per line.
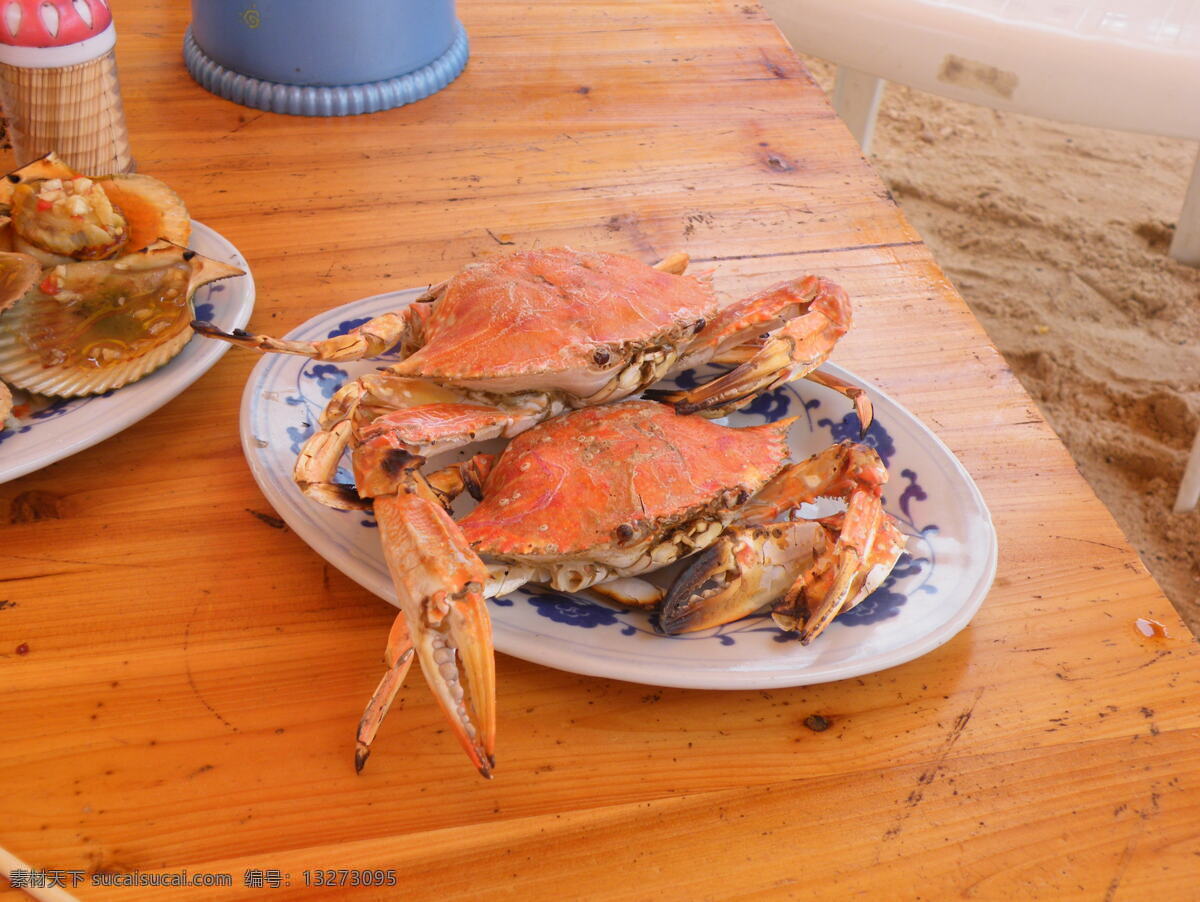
528, 593, 620, 628
240, 288, 997, 690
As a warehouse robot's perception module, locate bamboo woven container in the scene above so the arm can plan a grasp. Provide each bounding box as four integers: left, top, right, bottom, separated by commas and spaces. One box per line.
0, 0, 133, 174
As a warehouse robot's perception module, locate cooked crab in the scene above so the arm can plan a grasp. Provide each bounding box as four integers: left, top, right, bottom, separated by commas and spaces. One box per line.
0, 153, 190, 264
0, 242, 243, 396
194, 247, 873, 509
353, 400, 906, 776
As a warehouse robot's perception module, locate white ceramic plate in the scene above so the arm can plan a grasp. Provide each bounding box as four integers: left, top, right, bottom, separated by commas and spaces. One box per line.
0, 222, 254, 484
240, 288, 997, 690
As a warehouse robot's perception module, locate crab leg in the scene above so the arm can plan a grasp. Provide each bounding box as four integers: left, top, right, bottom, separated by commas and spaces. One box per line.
426, 453, 496, 510
658, 442, 905, 641
293, 374, 559, 510
732, 442, 881, 523
354, 438, 497, 777
804, 369, 874, 435
355, 610, 415, 772
318, 372, 481, 430
674, 276, 837, 367
294, 419, 368, 509
653, 251, 690, 275
656, 276, 858, 420
192, 301, 432, 362
296, 379, 486, 510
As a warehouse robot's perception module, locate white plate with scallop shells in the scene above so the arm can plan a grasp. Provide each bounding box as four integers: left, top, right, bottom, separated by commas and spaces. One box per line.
0, 221, 254, 483
239, 289, 998, 690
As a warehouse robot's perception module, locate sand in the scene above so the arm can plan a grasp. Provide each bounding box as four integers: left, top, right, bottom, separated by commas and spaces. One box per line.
802, 58, 1200, 633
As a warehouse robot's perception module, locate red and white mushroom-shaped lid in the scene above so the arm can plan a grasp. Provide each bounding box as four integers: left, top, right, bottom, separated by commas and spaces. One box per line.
0, 0, 114, 66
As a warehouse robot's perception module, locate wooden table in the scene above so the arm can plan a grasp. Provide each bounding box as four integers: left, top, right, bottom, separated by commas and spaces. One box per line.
4, 1, 1199, 898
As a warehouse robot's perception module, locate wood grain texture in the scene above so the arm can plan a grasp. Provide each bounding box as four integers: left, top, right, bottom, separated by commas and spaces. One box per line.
3, 0, 1199, 898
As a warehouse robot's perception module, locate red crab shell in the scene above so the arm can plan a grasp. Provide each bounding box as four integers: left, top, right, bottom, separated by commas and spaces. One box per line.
394, 248, 715, 382
458, 400, 792, 557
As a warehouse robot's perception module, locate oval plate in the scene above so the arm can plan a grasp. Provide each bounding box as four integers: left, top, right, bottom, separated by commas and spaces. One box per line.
0, 221, 255, 483
240, 288, 997, 690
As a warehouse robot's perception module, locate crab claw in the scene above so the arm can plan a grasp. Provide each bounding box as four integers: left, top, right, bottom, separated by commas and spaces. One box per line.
661, 441, 906, 642
663, 276, 855, 418
771, 443, 906, 643
659, 520, 823, 634
355, 440, 496, 778
784, 506, 908, 644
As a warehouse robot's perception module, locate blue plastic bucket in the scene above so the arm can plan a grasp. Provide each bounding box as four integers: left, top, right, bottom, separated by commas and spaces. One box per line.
184, 0, 468, 116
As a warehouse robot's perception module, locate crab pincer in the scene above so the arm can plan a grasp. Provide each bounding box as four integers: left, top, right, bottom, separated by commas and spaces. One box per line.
352, 438, 497, 778
651, 276, 873, 430
659, 442, 906, 641
654, 520, 825, 633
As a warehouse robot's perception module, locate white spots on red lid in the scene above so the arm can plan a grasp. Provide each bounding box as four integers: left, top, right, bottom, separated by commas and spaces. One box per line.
3, 3, 20, 38
38, 1, 58, 38
0, 0, 113, 47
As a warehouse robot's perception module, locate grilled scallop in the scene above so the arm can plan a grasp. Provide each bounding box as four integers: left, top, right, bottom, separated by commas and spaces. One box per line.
0, 243, 242, 396
1, 153, 190, 265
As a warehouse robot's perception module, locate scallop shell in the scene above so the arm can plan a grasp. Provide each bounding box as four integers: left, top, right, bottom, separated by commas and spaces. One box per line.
0, 251, 40, 314
0, 153, 79, 207
0, 243, 243, 397
0, 214, 15, 252
0, 379, 11, 425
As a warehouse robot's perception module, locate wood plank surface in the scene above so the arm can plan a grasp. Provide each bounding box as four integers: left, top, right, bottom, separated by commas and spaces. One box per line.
3, 0, 1199, 898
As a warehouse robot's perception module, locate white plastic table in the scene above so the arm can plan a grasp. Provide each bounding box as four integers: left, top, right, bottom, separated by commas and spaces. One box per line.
762, 0, 1200, 263
763, 0, 1200, 510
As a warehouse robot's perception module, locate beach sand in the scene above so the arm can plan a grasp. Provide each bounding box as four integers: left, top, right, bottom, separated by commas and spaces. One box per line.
802, 58, 1200, 634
